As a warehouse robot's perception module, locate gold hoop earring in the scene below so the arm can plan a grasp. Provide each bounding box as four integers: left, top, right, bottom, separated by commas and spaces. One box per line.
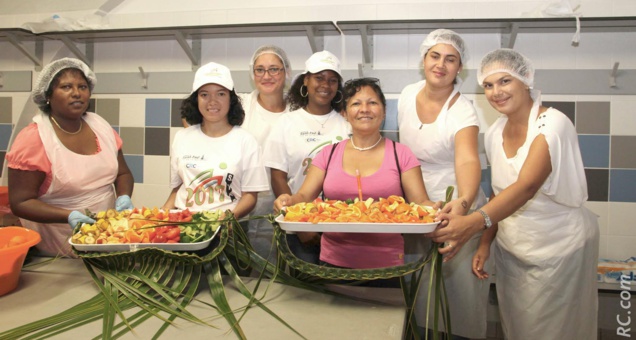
300, 85, 308, 98
333, 90, 343, 104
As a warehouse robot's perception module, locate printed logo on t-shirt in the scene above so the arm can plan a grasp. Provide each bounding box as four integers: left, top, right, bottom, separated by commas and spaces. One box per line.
300, 135, 346, 175
185, 167, 236, 208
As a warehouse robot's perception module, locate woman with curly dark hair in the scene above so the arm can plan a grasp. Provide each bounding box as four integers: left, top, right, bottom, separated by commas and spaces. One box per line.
263, 50, 350, 264
162, 62, 269, 220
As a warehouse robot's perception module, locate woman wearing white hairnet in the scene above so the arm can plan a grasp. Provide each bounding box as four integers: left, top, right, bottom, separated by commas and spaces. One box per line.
239, 45, 291, 261
433, 48, 599, 340
264, 50, 350, 264
398, 29, 488, 339
6, 58, 134, 257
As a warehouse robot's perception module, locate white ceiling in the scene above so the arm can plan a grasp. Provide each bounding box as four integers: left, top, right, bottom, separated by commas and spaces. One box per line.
0, 0, 109, 15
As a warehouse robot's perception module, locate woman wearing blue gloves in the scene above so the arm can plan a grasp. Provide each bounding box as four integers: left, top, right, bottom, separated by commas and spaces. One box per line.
6, 58, 134, 257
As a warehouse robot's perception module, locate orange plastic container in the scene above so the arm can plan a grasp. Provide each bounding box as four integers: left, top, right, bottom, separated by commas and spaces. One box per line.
0, 227, 41, 296
0, 186, 8, 207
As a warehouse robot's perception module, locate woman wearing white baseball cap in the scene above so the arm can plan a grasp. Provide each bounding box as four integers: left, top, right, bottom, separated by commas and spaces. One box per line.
263, 50, 351, 264
162, 62, 269, 220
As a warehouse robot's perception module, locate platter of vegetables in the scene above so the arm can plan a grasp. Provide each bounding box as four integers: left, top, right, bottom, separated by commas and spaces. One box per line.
276, 195, 440, 233
69, 207, 225, 252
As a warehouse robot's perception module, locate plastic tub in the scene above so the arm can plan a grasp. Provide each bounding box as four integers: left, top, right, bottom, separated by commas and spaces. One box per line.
0, 227, 41, 296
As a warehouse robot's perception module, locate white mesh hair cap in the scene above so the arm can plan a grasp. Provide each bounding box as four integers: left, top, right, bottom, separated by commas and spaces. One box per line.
478, 48, 535, 88
419, 28, 468, 64
250, 45, 292, 80
32, 58, 96, 110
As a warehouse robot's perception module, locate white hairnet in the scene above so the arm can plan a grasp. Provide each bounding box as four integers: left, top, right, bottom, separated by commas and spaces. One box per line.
419, 29, 468, 64
32, 58, 96, 111
249, 45, 292, 80
478, 48, 535, 88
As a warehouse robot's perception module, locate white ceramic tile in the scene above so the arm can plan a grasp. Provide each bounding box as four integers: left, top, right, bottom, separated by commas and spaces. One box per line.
610, 97, 636, 136
604, 235, 636, 260
118, 97, 146, 127
226, 37, 256, 70
579, 1, 614, 17
462, 33, 499, 70
143, 155, 171, 185
201, 39, 229, 65
404, 4, 444, 20
131, 183, 173, 208
585, 201, 609, 236
608, 202, 636, 236
342, 34, 363, 71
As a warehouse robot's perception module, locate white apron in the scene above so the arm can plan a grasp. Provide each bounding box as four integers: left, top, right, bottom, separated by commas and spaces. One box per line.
488, 93, 599, 340
400, 80, 489, 338
20, 112, 119, 257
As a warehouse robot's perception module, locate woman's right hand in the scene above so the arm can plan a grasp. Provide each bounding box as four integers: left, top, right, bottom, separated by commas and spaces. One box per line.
472, 242, 491, 279
273, 194, 293, 213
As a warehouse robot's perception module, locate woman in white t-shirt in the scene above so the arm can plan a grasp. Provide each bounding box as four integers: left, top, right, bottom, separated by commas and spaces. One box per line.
398, 29, 488, 339
162, 62, 269, 219
263, 50, 350, 263
239, 45, 292, 261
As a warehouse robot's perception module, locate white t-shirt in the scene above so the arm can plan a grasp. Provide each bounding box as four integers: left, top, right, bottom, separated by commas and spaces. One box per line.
170, 125, 269, 212
239, 91, 289, 148
398, 79, 485, 207
263, 108, 351, 194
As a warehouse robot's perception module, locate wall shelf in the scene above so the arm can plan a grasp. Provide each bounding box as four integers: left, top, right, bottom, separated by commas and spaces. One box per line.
3, 17, 636, 71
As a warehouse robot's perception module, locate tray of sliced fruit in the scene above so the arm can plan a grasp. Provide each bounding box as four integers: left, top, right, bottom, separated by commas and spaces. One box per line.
69, 207, 225, 252
276, 195, 440, 233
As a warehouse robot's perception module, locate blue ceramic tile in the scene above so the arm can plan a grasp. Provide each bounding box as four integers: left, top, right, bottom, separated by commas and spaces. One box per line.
384, 99, 398, 130
124, 155, 144, 183
610, 169, 636, 202
578, 135, 609, 168
145, 98, 171, 127
0, 124, 12, 150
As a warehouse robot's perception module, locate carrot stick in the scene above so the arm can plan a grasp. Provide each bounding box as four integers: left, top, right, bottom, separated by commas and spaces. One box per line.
356, 169, 363, 201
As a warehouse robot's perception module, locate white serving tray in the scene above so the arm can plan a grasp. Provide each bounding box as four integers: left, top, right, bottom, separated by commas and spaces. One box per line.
275, 215, 439, 234
69, 226, 222, 252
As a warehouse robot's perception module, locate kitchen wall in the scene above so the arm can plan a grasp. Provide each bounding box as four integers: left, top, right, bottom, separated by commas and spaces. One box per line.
0, 0, 635, 262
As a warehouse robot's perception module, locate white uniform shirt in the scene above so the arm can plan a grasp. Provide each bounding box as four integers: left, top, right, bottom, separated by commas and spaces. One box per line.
170, 125, 269, 212
263, 108, 350, 194
239, 91, 289, 148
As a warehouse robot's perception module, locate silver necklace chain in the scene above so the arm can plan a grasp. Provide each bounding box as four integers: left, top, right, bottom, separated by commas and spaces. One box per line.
308, 111, 333, 128
50, 116, 82, 135
351, 136, 383, 151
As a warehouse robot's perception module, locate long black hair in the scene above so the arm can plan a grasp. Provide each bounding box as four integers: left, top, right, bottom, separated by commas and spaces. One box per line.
181, 89, 245, 126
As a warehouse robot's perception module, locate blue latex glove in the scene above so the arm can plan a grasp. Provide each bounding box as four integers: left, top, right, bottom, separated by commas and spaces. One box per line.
68, 210, 96, 229
115, 195, 134, 212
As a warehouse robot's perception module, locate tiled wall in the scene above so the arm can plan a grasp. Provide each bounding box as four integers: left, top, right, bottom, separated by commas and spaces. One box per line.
4, 92, 633, 260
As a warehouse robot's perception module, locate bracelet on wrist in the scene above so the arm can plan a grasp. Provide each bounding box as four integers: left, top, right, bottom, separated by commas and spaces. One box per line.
477, 209, 493, 229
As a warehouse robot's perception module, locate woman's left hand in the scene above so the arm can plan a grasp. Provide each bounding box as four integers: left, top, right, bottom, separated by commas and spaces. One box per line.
429, 212, 482, 262
440, 197, 469, 215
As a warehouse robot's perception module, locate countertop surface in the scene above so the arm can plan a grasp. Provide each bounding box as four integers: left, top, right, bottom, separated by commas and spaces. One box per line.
0, 258, 407, 339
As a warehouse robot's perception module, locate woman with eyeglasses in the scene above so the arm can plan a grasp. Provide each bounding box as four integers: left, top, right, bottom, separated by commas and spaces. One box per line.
273, 78, 437, 280
264, 50, 350, 264
239, 45, 292, 262
398, 29, 488, 339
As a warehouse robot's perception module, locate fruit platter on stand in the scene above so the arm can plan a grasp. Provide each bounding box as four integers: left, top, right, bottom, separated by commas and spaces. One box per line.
1, 188, 454, 340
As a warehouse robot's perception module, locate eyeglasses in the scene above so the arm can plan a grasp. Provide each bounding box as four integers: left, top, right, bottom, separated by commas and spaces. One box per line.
253, 67, 284, 77
344, 77, 380, 88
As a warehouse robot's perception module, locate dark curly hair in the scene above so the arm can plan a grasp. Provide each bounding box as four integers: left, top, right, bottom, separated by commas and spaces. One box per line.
41, 68, 92, 114
342, 78, 386, 109
181, 89, 245, 126
285, 73, 344, 112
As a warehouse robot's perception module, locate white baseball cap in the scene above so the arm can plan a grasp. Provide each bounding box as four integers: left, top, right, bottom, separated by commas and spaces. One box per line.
192, 62, 234, 93
302, 50, 341, 77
